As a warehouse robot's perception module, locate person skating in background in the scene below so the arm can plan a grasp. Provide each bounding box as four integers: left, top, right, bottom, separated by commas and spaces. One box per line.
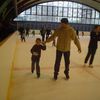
84, 25, 100, 68
30, 38, 46, 78
32, 30, 35, 37
52, 29, 56, 47
82, 31, 84, 37
26, 27, 30, 37
46, 27, 52, 40
18, 27, 26, 42
40, 27, 46, 42
76, 29, 79, 39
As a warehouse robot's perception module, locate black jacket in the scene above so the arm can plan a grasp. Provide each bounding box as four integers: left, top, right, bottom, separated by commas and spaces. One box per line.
31, 44, 46, 57
88, 31, 98, 49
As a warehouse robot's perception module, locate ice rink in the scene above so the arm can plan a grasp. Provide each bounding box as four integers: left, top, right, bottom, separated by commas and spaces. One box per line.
9, 34, 100, 100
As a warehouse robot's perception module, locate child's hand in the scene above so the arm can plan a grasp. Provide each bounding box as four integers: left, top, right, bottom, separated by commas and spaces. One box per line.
42, 41, 46, 45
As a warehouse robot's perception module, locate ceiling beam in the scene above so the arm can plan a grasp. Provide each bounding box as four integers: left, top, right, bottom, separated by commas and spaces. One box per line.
17, 0, 41, 13
13, 0, 18, 16
0, 0, 11, 15
92, 0, 100, 3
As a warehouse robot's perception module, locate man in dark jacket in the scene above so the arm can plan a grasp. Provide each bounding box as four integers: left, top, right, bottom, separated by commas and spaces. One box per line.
84, 25, 100, 68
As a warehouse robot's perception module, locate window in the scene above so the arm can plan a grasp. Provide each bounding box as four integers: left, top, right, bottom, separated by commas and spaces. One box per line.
58, 1, 63, 7
41, 16, 48, 21
42, 6, 47, 15
68, 17, 73, 23
25, 9, 31, 15
87, 9, 92, 18
14, 1, 100, 25
20, 12, 25, 16
58, 7, 63, 16
47, 2, 53, 6
48, 6, 52, 16
86, 18, 91, 24
82, 9, 87, 18
47, 16, 53, 21
68, 8, 72, 17
78, 9, 82, 17
73, 2, 77, 8
91, 19, 95, 24
63, 1, 68, 7
37, 6, 42, 15
91, 10, 95, 18
52, 16, 58, 22
36, 16, 41, 21
99, 20, 100, 24
73, 9, 77, 17
77, 3, 82, 8
95, 19, 99, 24
95, 11, 99, 19
68, 2, 72, 8
58, 17, 62, 22
53, 6, 58, 16
32, 6, 36, 14
81, 18, 86, 24
30, 15, 36, 21
63, 7, 68, 17
53, 1, 58, 6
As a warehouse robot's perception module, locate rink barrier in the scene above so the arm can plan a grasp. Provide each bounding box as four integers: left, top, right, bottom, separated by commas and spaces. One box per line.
0, 32, 17, 100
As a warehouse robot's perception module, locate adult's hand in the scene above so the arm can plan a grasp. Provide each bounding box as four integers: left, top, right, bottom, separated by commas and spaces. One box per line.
43, 41, 46, 44
78, 48, 81, 53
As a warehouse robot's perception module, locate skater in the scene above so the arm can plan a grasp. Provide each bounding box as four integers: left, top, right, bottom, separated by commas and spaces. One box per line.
18, 27, 26, 42
32, 30, 35, 36
46, 27, 52, 40
52, 29, 56, 46
84, 25, 100, 68
82, 31, 84, 37
45, 18, 81, 80
40, 27, 46, 41
26, 27, 29, 37
76, 29, 79, 39
30, 38, 46, 78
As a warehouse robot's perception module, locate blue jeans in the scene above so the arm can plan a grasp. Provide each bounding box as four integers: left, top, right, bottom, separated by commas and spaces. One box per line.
54, 50, 70, 76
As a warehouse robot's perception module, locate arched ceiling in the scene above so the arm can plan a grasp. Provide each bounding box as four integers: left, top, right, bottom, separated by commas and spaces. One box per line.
0, 0, 100, 21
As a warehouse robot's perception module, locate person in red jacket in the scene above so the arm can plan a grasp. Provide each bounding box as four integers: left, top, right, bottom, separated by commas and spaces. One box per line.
30, 38, 46, 78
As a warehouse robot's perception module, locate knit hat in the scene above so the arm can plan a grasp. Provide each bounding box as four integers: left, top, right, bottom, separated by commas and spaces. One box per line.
61, 18, 68, 24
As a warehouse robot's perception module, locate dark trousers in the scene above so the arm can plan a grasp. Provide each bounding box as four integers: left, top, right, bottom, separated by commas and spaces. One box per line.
54, 50, 70, 76
41, 34, 45, 41
21, 36, 25, 42
84, 48, 97, 65
31, 56, 40, 76
46, 34, 49, 40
